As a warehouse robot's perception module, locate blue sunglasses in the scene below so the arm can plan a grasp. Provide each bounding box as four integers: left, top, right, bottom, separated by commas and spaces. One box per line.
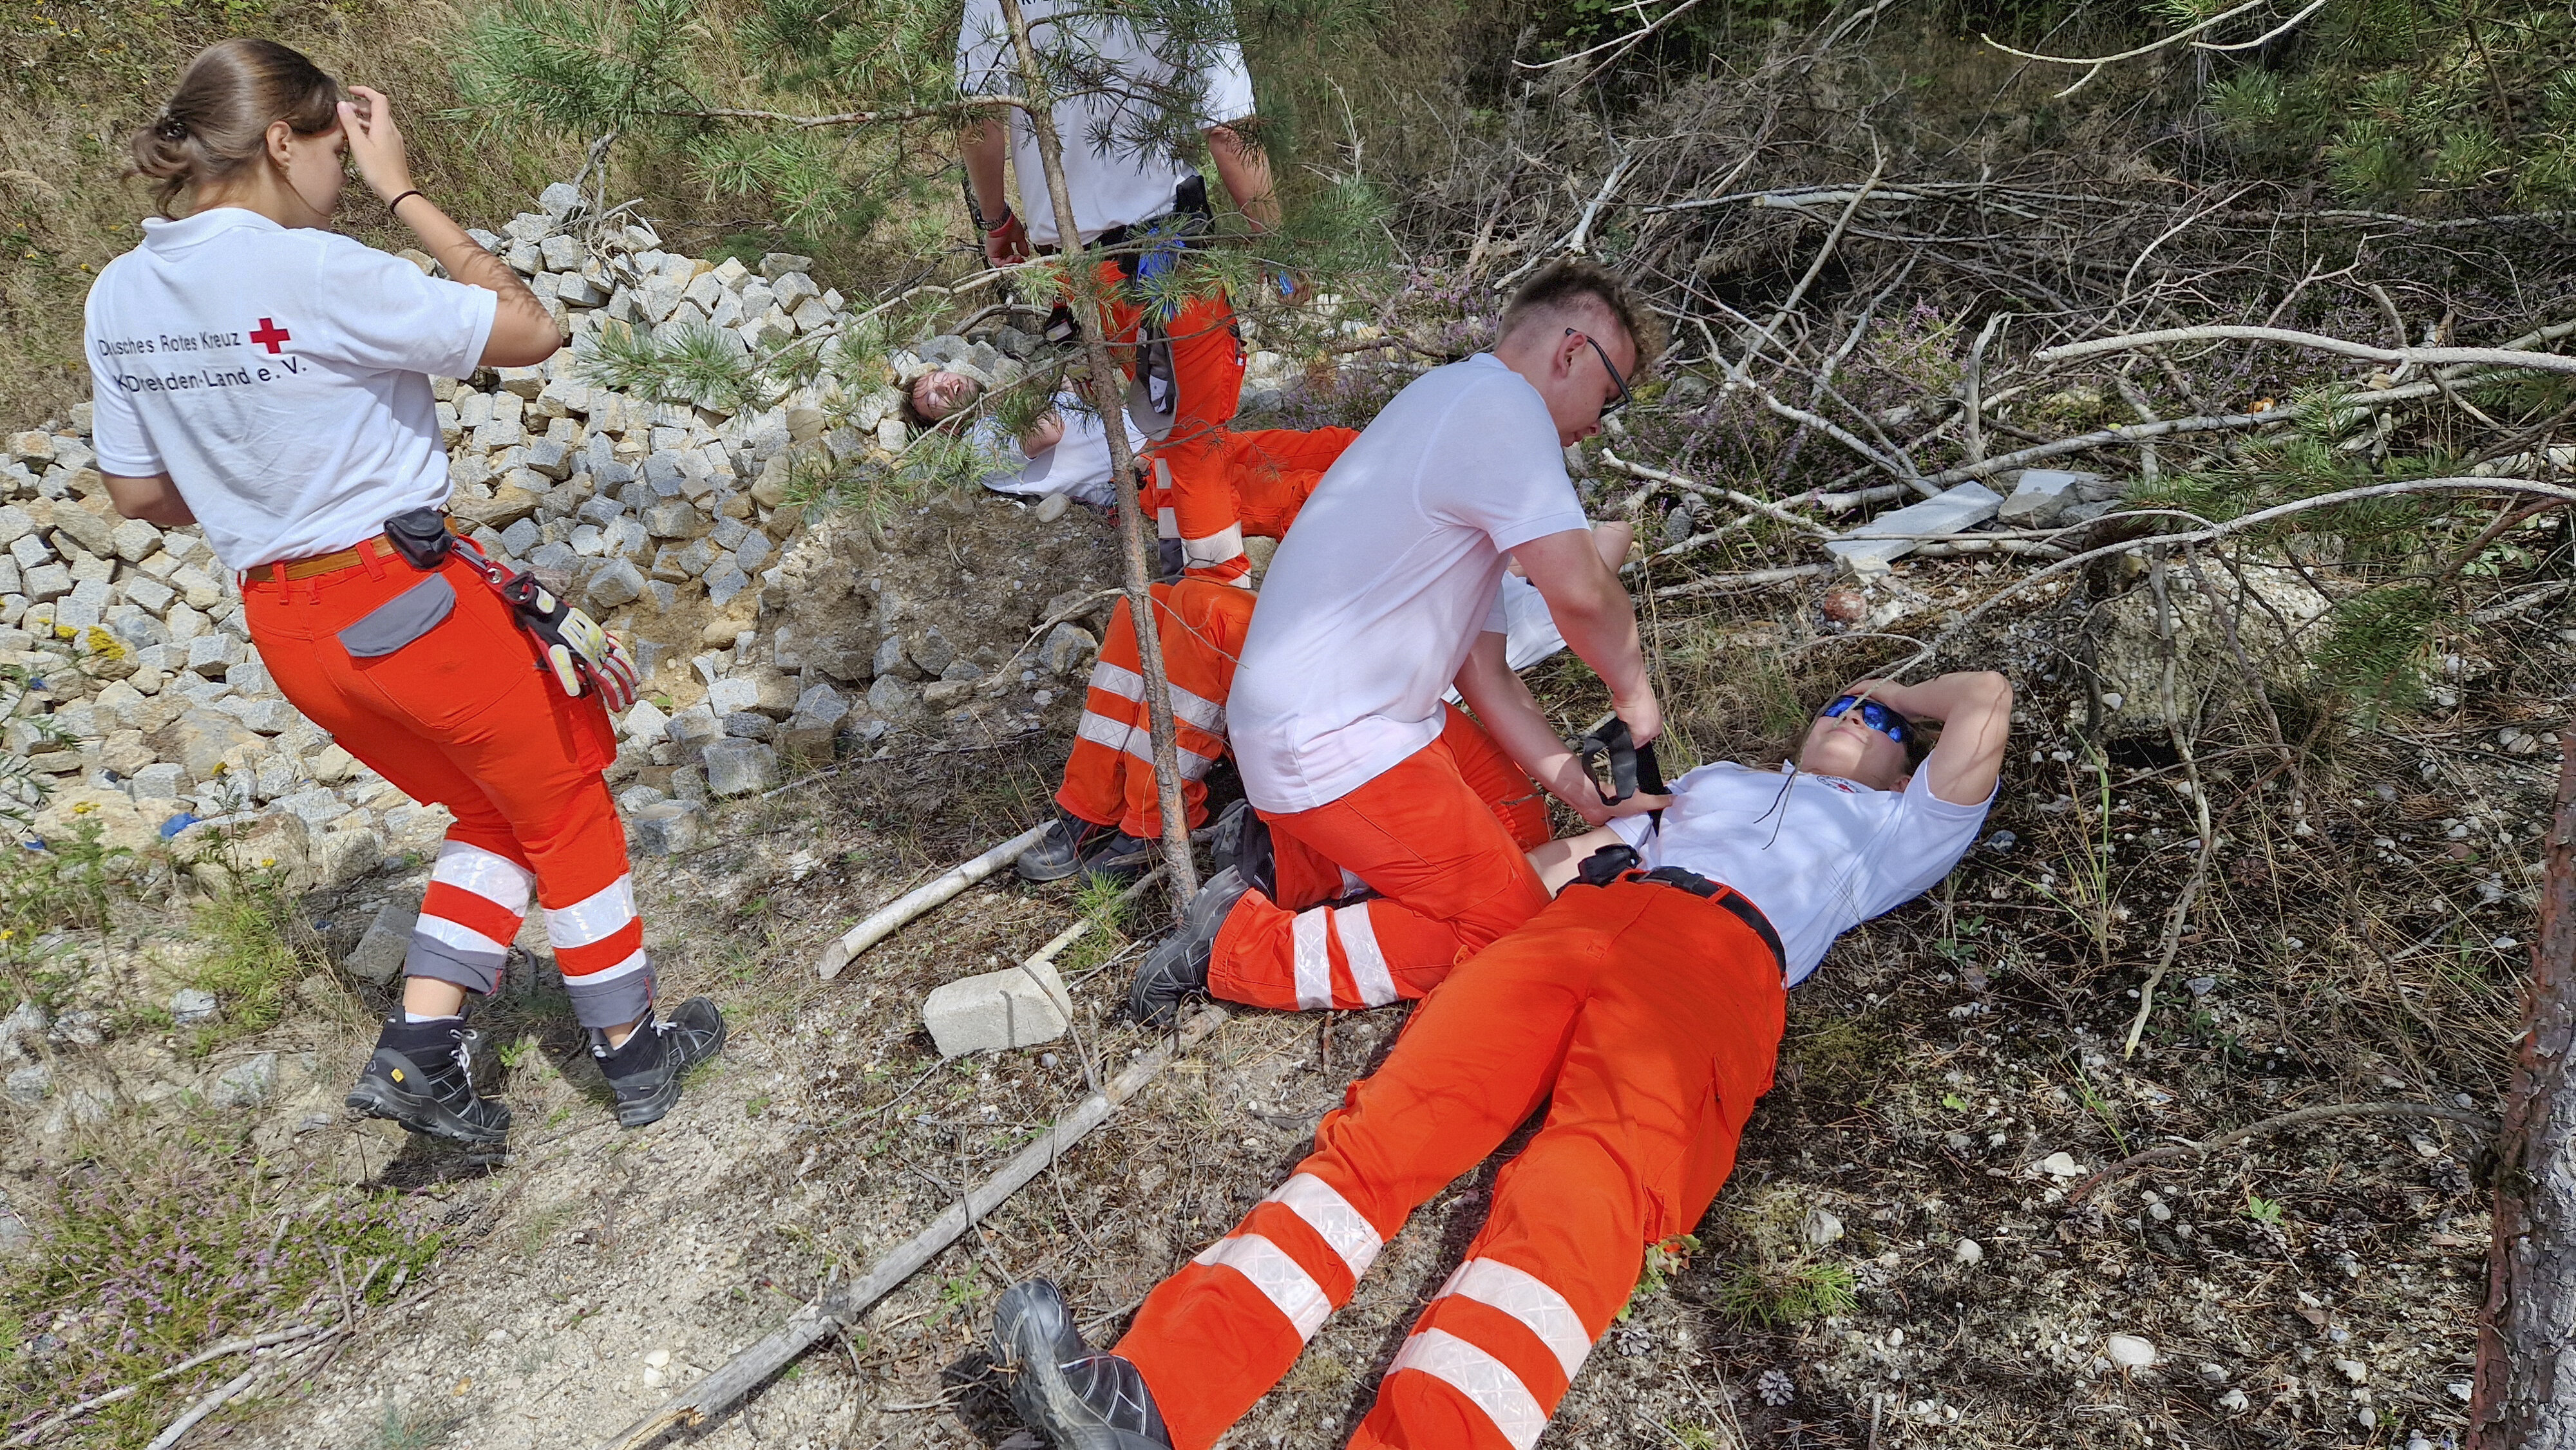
1820, 695, 1911, 744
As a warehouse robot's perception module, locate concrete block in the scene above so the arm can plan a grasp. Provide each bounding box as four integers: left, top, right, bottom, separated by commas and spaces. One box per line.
630, 799, 705, 855
701, 738, 777, 796
1996, 468, 2098, 527
1824, 482, 2006, 574
345, 898, 416, 984
923, 957, 1070, 1059
584, 556, 647, 609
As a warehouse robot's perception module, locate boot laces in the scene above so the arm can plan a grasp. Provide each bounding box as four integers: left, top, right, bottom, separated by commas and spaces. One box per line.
448, 1026, 482, 1085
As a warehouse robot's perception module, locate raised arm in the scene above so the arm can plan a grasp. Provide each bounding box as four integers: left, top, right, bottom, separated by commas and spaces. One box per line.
1848, 672, 2014, 806
1512, 525, 1660, 744
340, 88, 558, 368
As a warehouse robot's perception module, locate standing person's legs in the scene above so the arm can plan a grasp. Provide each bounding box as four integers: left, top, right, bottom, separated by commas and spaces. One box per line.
1141, 289, 1251, 582
1111, 895, 1631, 1450
1206, 735, 1551, 1012
1225, 426, 1360, 540
245, 551, 720, 1133
1349, 885, 1787, 1450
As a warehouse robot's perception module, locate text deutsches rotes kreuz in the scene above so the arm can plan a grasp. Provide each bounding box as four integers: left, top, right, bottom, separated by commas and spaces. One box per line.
94, 322, 301, 393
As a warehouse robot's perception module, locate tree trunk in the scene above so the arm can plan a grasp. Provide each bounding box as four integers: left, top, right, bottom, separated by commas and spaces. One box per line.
2471, 734, 2576, 1448
994, 0, 1202, 916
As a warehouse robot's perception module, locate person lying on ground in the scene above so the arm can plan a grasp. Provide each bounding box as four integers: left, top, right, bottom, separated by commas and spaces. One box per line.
988, 670, 2014, 1450
1122, 259, 1664, 1026
1026, 522, 1634, 888
909, 366, 1351, 560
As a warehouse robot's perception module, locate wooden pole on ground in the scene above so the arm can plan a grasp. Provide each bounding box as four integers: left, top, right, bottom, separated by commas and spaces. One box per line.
591, 1005, 1230, 1450
2469, 734, 2576, 1448
816, 823, 1049, 979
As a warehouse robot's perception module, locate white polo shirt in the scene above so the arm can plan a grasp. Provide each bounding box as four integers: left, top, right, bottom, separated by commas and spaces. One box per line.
84, 207, 494, 571
1229, 354, 1589, 813
1611, 762, 1993, 985
956, 0, 1258, 246
974, 386, 1143, 507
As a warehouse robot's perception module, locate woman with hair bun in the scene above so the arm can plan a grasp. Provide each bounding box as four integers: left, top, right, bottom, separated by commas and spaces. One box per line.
87, 38, 724, 1145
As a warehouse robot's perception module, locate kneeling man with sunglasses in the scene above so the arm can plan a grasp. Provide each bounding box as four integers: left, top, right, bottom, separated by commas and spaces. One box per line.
988, 671, 2011, 1450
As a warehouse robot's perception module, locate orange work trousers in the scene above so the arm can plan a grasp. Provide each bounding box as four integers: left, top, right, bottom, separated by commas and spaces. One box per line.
1093, 256, 1251, 581
242, 542, 653, 1030
1142, 426, 1360, 579
1207, 711, 1551, 1013
1119, 878, 1789, 1450
1059, 579, 1253, 840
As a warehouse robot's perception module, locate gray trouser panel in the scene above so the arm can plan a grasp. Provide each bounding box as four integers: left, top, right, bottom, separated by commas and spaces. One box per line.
564, 963, 654, 1030
403, 934, 505, 997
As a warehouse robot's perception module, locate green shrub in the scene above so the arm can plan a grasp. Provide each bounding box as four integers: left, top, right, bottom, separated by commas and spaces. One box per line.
187, 878, 330, 1049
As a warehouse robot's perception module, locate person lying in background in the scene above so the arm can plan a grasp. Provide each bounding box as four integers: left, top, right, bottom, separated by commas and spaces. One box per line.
905, 368, 1350, 569
989, 670, 2013, 1450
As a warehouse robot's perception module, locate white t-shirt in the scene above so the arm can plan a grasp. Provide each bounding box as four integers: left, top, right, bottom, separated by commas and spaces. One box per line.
84, 209, 495, 572
974, 390, 1142, 507
956, 0, 1258, 246
1230, 353, 1589, 813
1611, 762, 1992, 986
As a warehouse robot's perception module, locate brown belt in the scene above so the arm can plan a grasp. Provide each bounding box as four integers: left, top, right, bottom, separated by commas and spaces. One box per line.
257, 535, 396, 582
256, 518, 460, 583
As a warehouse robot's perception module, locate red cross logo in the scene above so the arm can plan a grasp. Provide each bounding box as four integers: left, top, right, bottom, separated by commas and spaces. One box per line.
249, 318, 291, 353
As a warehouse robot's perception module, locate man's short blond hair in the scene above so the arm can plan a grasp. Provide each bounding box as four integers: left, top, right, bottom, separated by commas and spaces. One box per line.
1498, 259, 1661, 379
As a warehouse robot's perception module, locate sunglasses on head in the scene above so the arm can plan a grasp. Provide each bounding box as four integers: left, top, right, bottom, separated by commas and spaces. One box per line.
1564, 328, 1631, 417
1819, 695, 1910, 744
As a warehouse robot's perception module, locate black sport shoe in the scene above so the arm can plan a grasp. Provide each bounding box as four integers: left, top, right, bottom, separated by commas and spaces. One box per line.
991, 1279, 1173, 1450
346, 1015, 513, 1146
1017, 816, 1117, 884
1128, 867, 1251, 1027
1078, 831, 1155, 887
592, 997, 726, 1128
1209, 800, 1274, 899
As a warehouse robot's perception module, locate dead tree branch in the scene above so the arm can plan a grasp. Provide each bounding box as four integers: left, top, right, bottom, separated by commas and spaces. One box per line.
2036, 325, 2576, 376
2072, 1100, 2499, 1203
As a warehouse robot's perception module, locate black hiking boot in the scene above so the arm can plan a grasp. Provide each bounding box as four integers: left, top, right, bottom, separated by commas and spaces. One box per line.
592, 997, 726, 1128
991, 1279, 1173, 1450
1128, 867, 1251, 1028
346, 1015, 513, 1146
1017, 815, 1117, 883
1077, 830, 1155, 887
1209, 800, 1274, 899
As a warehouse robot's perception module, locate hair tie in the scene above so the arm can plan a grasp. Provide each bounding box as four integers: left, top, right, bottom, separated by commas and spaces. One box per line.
156, 115, 188, 141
